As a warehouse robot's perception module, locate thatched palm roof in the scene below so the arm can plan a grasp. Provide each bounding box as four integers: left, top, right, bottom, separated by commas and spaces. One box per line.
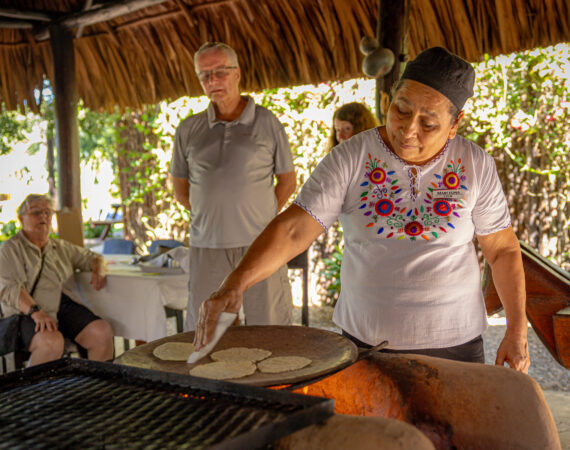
0, 0, 568, 112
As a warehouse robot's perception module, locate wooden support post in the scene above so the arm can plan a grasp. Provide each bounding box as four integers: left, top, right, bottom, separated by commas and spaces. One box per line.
375, 0, 410, 124
50, 24, 84, 246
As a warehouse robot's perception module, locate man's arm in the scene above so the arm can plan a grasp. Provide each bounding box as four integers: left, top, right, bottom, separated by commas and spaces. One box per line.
274, 171, 296, 211
172, 176, 191, 210
477, 226, 530, 373
194, 204, 323, 349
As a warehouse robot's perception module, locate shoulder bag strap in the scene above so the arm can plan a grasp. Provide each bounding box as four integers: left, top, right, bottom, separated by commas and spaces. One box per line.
29, 253, 46, 298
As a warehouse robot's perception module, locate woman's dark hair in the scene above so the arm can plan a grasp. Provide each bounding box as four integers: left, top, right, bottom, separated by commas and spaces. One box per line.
327, 102, 379, 151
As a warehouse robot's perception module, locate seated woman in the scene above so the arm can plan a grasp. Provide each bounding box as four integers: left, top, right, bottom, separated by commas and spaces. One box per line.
0, 194, 114, 366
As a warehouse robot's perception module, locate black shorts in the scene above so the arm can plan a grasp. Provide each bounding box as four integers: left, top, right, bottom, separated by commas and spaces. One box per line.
20, 293, 101, 351
342, 330, 485, 364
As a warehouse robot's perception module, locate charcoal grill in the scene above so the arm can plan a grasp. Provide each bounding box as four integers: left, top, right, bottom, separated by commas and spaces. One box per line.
0, 358, 333, 449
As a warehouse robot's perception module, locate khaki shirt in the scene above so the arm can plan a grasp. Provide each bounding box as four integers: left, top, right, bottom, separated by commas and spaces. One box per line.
0, 231, 99, 318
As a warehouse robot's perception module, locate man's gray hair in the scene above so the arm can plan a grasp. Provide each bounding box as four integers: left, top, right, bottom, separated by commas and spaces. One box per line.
17, 194, 54, 217
194, 42, 239, 72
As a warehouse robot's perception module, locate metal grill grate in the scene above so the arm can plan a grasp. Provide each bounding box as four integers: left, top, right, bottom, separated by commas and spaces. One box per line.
0, 359, 333, 449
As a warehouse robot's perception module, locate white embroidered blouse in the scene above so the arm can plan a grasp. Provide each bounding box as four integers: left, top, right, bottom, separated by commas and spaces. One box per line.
294, 128, 510, 349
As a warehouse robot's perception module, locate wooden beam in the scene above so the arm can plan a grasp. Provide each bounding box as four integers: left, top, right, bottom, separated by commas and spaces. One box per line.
36, 0, 168, 40
50, 24, 82, 211
0, 20, 33, 29
375, 0, 410, 124
76, 0, 95, 39
0, 7, 52, 22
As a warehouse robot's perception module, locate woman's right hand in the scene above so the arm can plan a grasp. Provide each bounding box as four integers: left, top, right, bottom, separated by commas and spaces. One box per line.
32, 310, 57, 333
193, 287, 243, 350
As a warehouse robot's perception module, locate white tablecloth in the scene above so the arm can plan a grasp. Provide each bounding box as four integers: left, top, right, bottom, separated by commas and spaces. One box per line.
73, 255, 188, 342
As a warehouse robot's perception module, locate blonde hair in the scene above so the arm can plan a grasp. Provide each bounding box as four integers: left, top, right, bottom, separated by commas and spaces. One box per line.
327, 102, 379, 151
17, 194, 54, 218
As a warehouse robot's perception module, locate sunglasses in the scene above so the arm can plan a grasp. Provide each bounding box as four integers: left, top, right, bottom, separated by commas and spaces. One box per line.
197, 66, 237, 84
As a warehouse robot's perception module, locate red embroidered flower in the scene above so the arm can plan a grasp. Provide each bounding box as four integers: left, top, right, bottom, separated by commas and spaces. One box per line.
375, 199, 394, 216
404, 221, 423, 236
433, 200, 452, 216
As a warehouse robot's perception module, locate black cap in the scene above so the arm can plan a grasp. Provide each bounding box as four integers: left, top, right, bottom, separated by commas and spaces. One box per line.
401, 47, 475, 110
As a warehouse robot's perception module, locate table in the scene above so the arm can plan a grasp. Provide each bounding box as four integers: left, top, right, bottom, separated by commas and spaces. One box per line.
73, 255, 188, 342
90, 203, 122, 240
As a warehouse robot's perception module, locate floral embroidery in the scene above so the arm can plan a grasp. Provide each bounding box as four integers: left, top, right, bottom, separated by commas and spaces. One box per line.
443, 172, 460, 189
433, 200, 452, 216
360, 155, 468, 241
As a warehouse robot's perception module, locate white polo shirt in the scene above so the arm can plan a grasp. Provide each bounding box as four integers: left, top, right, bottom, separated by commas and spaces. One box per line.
295, 128, 511, 349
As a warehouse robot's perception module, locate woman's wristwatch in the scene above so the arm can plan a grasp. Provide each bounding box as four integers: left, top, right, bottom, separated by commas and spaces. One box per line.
27, 305, 41, 316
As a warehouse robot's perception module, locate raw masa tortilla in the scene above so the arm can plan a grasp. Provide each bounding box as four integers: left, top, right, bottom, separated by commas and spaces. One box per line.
189, 360, 257, 380
257, 356, 312, 373
210, 347, 272, 363
152, 342, 195, 361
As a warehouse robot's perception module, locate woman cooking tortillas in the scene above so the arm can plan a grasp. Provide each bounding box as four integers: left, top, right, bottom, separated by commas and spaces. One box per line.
194, 47, 530, 374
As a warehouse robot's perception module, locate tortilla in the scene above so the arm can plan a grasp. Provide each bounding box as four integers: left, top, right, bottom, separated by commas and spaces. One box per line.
152, 342, 195, 361
189, 361, 257, 380
210, 347, 272, 363
257, 356, 312, 374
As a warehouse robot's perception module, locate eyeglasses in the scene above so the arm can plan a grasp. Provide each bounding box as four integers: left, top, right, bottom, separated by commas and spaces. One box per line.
197, 66, 237, 84
27, 208, 54, 217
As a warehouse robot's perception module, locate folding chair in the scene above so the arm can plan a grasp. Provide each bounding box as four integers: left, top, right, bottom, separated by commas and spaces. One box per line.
102, 238, 135, 255
148, 239, 185, 255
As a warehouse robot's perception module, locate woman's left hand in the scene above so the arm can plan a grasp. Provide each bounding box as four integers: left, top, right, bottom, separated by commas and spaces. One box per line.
90, 271, 106, 290
495, 332, 530, 373
90, 257, 107, 290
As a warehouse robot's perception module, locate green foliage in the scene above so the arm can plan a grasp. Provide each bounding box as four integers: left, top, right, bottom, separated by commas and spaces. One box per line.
320, 245, 343, 306
78, 105, 120, 171
461, 44, 569, 269
0, 106, 36, 156
83, 222, 105, 239
0, 220, 18, 241
114, 104, 191, 248
462, 45, 568, 180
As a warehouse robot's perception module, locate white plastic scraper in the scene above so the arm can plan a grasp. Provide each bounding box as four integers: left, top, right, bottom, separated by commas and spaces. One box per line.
187, 312, 237, 364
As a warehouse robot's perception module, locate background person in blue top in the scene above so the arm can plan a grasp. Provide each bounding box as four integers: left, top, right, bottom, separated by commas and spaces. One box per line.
193, 47, 530, 373
170, 42, 296, 332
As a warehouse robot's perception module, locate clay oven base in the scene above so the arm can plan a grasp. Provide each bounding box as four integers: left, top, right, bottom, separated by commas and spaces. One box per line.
275, 414, 435, 450
293, 353, 561, 450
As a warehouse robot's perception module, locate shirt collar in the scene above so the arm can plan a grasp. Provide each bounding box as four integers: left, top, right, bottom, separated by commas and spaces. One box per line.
16, 230, 54, 254
207, 96, 255, 128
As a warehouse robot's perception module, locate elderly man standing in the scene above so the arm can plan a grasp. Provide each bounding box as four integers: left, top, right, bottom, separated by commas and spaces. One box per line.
170, 42, 296, 331
0, 194, 114, 366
